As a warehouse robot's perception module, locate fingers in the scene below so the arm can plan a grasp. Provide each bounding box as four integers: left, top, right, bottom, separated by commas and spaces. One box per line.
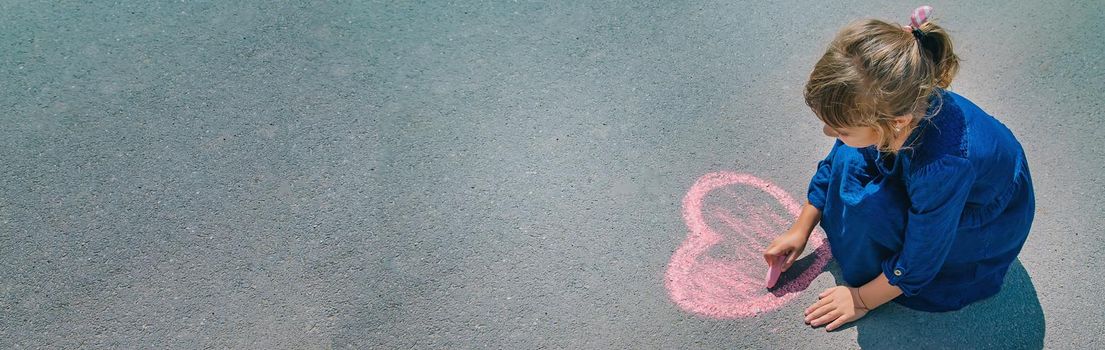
762, 243, 781, 264
804, 302, 834, 323
763, 248, 789, 266
802, 287, 865, 331
783, 251, 797, 272
804, 296, 830, 315
810, 310, 840, 327
825, 316, 849, 331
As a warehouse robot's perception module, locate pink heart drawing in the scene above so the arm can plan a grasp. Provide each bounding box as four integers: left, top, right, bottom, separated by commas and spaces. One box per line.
664, 172, 832, 318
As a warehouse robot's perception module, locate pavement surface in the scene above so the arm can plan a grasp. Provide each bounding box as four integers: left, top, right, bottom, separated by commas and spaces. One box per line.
2, 0, 1103, 348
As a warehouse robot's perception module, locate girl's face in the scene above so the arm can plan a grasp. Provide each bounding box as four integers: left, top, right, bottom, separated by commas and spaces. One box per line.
822, 124, 879, 148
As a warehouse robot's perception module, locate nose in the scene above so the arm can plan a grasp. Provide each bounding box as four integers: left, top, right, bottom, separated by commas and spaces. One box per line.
822, 125, 839, 137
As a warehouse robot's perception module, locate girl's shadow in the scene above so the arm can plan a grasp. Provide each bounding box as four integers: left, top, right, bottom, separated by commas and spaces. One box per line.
829, 259, 1045, 349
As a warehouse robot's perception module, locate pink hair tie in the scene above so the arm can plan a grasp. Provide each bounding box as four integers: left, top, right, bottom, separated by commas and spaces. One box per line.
910, 5, 933, 29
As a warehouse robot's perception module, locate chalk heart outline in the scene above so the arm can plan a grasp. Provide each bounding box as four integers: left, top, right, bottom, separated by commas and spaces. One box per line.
664, 171, 833, 319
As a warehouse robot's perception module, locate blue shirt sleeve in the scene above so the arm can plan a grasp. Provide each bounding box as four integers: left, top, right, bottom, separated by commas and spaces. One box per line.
882, 155, 975, 296
807, 139, 842, 211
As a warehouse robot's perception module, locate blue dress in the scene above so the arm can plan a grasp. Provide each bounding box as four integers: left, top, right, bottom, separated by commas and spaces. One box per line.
806, 89, 1036, 312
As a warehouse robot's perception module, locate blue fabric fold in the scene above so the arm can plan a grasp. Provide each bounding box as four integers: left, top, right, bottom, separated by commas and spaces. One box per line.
881, 156, 975, 296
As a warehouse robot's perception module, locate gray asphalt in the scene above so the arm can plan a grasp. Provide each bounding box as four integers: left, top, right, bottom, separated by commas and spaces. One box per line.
1, 0, 1103, 348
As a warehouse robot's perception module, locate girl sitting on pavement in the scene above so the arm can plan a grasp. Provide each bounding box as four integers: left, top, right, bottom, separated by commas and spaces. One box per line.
763, 6, 1036, 331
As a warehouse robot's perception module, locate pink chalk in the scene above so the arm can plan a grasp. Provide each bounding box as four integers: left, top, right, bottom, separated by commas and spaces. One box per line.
765, 254, 786, 288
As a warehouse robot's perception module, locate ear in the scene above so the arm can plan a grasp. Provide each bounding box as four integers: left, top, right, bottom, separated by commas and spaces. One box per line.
892, 115, 913, 128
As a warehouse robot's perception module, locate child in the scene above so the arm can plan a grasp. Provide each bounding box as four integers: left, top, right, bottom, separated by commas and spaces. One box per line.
762, 6, 1036, 331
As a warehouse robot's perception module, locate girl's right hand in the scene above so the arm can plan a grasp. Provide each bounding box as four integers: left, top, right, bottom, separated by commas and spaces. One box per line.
763, 229, 810, 272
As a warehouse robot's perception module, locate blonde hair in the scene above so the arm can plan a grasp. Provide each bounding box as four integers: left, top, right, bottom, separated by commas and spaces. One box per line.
804, 18, 960, 153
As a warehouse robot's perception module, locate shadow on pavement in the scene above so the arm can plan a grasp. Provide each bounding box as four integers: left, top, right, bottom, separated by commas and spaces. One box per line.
831, 259, 1044, 349
769, 243, 832, 297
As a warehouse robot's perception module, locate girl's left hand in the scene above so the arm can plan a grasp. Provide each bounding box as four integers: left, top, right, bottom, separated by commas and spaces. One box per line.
804, 286, 869, 331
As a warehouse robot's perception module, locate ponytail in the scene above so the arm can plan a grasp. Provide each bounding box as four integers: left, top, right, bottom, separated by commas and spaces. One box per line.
916, 22, 959, 88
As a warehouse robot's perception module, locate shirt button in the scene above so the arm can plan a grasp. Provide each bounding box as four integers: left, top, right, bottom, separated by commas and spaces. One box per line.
893, 269, 903, 276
